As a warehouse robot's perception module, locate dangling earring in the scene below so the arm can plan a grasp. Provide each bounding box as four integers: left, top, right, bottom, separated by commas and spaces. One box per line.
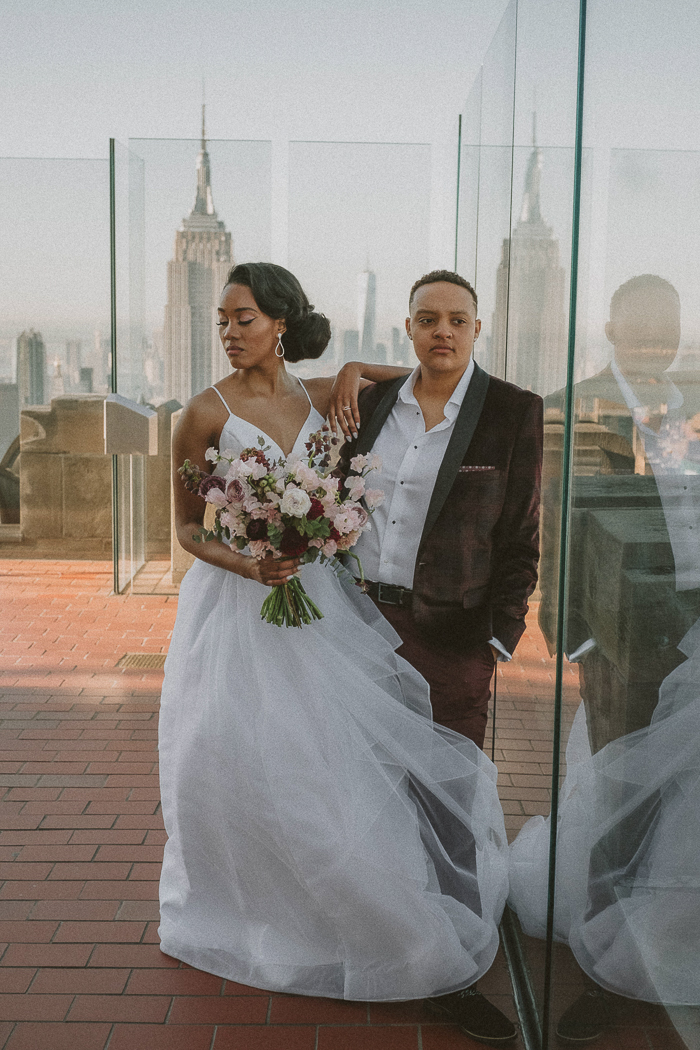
275, 333, 285, 358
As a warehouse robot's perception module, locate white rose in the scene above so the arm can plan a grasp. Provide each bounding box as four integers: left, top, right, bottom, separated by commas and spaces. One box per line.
279, 486, 312, 518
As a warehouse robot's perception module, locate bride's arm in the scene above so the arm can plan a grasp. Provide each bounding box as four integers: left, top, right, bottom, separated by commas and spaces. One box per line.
325, 363, 411, 439
172, 395, 302, 586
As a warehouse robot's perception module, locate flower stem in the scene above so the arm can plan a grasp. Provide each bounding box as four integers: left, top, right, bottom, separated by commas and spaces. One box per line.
260, 577, 324, 628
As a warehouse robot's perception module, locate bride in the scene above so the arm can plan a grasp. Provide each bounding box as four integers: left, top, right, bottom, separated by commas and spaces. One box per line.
158, 262, 510, 1008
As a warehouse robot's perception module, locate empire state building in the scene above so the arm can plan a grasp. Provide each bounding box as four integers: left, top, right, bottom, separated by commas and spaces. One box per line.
490, 116, 567, 396
164, 107, 234, 403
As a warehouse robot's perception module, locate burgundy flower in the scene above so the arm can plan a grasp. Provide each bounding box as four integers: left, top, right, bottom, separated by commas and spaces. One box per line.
246, 519, 269, 541
279, 527, 309, 557
329, 527, 340, 542
306, 497, 325, 521
226, 479, 245, 501
198, 475, 226, 498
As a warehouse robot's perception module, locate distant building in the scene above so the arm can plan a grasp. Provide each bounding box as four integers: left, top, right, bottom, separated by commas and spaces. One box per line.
66, 339, 82, 390
16, 330, 46, 406
144, 333, 165, 401
391, 326, 412, 366
357, 270, 377, 362
491, 116, 567, 396
343, 329, 360, 364
92, 329, 111, 392
164, 105, 233, 404
375, 342, 387, 364
49, 359, 66, 400
79, 367, 93, 393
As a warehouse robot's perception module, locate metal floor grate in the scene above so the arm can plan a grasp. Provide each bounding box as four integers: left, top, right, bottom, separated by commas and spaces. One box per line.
117, 652, 167, 670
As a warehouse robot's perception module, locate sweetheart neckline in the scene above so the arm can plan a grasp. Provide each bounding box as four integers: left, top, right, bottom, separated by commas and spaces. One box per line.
219, 403, 322, 460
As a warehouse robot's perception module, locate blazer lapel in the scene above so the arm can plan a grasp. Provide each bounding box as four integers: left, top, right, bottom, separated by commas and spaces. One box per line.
418, 362, 491, 548
355, 374, 411, 457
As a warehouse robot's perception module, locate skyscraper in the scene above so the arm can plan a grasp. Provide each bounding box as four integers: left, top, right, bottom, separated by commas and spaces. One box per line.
357, 269, 377, 362
491, 117, 566, 395
65, 339, 82, 391
343, 329, 360, 364
164, 106, 233, 404
16, 330, 46, 406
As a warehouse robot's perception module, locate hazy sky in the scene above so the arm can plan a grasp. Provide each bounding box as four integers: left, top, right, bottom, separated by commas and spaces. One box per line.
2, 0, 700, 380
1, 0, 509, 158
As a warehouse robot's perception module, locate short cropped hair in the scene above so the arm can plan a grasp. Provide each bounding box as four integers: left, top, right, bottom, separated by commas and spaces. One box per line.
610, 274, 679, 319
409, 270, 478, 311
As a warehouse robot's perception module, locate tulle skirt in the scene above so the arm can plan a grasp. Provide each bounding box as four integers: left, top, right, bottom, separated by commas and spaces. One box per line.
508, 622, 700, 1005
158, 558, 509, 1000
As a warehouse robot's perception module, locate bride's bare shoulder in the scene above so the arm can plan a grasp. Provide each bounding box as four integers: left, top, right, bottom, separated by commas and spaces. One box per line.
174, 387, 230, 446
300, 376, 335, 414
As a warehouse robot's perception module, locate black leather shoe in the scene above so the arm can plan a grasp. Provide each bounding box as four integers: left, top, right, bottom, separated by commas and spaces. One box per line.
556, 989, 613, 1043
426, 986, 518, 1044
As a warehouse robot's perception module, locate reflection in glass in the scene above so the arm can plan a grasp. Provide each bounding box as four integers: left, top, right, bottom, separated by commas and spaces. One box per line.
511, 270, 700, 1009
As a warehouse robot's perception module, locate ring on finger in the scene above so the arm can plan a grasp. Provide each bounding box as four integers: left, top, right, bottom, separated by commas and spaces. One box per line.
342, 405, 352, 411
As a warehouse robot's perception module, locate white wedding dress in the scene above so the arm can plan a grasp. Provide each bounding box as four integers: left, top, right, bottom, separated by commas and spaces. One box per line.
508, 620, 700, 1005
158, 382, 509, 1001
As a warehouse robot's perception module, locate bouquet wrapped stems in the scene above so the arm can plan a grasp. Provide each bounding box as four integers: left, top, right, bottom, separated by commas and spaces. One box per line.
260, 577, 324, 628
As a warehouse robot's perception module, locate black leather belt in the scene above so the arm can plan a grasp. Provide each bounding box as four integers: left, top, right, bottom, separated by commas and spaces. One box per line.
364, 580, 413, 607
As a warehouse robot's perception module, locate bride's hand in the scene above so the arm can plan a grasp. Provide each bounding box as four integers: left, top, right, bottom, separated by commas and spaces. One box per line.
246, 553, 302, 587
328, 363, 362, 441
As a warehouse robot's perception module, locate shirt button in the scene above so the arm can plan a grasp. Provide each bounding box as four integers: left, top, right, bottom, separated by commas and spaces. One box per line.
414, 445, 418, 449
392, 520, 396, 525
400, 481, 404, 485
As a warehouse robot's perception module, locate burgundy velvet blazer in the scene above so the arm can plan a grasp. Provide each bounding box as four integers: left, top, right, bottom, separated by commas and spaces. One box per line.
339, 363, 543, 655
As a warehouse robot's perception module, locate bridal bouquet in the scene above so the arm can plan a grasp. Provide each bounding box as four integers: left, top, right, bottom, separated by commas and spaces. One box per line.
179, 426, 383, 628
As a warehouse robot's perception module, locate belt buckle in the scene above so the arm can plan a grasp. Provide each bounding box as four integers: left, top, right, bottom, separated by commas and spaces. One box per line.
377, 583, 403, 606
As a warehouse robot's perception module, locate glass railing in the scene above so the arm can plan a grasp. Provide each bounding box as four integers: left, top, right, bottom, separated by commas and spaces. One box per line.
0, 156, 111, 558
462, 0, 700, 1046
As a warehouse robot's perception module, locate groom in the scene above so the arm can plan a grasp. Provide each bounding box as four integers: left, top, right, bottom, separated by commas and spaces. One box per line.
341, 270, 542, 751
339, 269, 543, 1043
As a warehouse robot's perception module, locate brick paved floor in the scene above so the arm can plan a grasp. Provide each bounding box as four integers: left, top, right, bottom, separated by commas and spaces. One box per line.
0, 560, 694, 1050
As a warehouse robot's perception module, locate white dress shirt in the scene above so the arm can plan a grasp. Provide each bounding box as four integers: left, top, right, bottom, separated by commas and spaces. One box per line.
612, 357, 700, 591
353, 359, 510, 659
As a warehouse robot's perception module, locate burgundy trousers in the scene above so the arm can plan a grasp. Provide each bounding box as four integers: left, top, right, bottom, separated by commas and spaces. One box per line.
370, 599, 496, 751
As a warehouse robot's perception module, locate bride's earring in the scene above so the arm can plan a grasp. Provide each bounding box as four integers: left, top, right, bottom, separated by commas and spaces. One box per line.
275, 333, 285, 358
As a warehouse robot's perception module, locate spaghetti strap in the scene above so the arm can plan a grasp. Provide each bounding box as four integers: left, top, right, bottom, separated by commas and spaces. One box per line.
296, 378, 313, 409
210, 386, 232, 415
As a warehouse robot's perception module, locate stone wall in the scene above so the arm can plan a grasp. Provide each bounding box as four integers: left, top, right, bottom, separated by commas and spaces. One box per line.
0, 394, 179, 561
17, 396, 112, 556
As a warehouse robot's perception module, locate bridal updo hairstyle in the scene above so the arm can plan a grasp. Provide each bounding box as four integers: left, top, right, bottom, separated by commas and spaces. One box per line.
224, 262, 331, 363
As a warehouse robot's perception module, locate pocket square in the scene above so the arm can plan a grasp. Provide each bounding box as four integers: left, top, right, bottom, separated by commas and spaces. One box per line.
459, 465, 497, 472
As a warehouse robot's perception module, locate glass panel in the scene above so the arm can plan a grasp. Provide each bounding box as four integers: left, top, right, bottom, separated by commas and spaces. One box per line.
504, 1, 700, 1046
0, 157, 111, 561
288, 141, 431, 377
123, 133, 273, 592
112, 140, 148, 594
456, 0, 583, 1037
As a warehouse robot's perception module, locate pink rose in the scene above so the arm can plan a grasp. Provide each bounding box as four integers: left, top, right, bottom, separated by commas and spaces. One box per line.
248, 539, 274, 559
226, 479, 245, 502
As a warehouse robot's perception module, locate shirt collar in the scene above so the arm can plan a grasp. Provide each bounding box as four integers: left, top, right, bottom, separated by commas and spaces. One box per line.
400, 356, 475, 420
611, 355, 684, 421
